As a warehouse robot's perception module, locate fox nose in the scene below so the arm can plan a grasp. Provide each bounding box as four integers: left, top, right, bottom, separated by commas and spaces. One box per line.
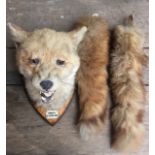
40, 80, 53, 91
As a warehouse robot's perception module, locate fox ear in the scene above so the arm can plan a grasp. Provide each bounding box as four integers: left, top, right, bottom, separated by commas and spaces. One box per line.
70, 26, 87, 48
7, 23, 29, 44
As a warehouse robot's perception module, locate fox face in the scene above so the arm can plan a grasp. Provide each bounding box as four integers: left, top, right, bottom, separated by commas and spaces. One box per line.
8, 23, 87, 106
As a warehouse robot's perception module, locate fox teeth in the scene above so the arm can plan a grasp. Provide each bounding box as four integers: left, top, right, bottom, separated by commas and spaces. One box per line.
41, 95, 53, 103
41, 96, 47, 102
40, 91, 53, 97
40, 90, 55, 103
44, 91, 53, 97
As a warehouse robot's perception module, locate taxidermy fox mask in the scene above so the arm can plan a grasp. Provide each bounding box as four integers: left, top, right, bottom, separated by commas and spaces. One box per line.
8, 23, 87, 111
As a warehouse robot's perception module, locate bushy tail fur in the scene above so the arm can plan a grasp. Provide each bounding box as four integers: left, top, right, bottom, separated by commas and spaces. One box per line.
110, 15, 148, 152
75, 17, 109, 140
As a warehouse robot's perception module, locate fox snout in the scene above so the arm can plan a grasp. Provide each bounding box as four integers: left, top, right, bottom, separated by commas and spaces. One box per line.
40, 80, 53, 91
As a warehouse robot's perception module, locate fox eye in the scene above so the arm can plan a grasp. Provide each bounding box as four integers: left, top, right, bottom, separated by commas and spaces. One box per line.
29, 58, 40, 65
56, 59, 65, 66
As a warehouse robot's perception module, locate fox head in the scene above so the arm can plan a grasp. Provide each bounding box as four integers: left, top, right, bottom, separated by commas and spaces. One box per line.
8, 23, 87, 104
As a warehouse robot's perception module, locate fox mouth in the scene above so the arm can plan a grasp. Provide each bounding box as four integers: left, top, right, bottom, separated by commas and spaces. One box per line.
40, 90, 55, 103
